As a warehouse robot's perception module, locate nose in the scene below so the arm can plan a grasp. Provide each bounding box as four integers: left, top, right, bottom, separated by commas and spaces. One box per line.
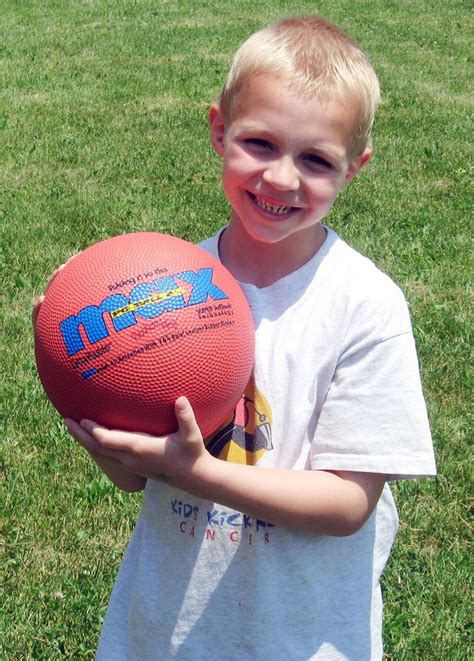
262, 156, 300, 191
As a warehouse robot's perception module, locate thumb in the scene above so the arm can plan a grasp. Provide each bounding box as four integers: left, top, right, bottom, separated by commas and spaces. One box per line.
175, 396, 203, 444
32, 295, 45, 328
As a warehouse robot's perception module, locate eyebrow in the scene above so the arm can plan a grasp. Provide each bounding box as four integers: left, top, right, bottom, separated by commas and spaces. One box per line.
233, 122, 271, 136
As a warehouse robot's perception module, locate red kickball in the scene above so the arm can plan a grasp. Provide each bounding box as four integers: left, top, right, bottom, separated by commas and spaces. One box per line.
35, 232, 255, 438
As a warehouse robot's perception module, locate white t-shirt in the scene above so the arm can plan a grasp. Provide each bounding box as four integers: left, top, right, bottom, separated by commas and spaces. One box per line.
96, 228, 436, 660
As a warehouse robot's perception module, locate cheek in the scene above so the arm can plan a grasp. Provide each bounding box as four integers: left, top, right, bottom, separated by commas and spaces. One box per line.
224, 143, 260, 172
311, 178, 344, 202
221, 153, 255, 191
304, 180, 343, 220
220, 163, 244, 206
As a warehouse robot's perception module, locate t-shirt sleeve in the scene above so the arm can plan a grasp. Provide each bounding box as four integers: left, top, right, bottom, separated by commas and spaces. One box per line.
311, 289, 436, 480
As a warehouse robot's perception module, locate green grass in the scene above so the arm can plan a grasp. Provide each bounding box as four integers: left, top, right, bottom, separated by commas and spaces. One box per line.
2, 1, 472, 657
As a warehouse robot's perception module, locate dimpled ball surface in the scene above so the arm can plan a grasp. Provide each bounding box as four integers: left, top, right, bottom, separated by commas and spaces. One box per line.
35, 232, 255, 438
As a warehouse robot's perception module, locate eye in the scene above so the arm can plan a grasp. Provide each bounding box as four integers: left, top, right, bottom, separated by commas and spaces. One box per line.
244, 138, 273, 151
303, 154, 334, 171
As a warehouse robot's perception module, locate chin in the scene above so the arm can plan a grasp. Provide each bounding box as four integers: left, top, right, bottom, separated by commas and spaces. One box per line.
243, 226, 292, 245
248, 222, 324, 247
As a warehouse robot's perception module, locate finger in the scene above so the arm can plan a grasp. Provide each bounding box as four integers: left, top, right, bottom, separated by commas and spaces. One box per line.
32, 295, 45, 326
44, 255, 78, 294
33, 258, 76, 327
175, 397, 203, 443
64, 417, 103, 454
79, 419, 152, 451
64, 418, 124, 468
43, 263, 65, 295
80, 419, 122, 449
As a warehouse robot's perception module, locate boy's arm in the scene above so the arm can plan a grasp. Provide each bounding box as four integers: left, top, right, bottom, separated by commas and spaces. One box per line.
68, 397, 385, 535
185, 462, 385, 536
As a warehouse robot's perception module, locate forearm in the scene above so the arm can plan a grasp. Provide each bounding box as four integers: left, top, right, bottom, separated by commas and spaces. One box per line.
172, 457, 385, 536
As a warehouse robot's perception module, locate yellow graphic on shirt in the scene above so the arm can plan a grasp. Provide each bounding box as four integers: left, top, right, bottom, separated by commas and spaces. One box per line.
205, 373, 273, 464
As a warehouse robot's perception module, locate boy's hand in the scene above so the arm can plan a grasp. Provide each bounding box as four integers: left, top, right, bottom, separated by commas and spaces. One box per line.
64, 397, 209, 487
32, 257, 76, 328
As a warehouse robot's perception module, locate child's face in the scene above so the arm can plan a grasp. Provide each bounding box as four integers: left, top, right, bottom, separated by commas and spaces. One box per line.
210, 75, 370, 248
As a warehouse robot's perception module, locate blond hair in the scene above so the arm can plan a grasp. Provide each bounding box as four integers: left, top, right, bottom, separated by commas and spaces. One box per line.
218, 16, 380, 157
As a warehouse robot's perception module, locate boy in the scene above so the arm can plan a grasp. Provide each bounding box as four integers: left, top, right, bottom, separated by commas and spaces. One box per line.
35, 15, 436, 660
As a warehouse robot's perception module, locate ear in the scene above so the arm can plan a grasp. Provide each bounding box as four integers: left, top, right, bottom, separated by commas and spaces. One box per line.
344, 148, 372, 184
209, 104, 226, 156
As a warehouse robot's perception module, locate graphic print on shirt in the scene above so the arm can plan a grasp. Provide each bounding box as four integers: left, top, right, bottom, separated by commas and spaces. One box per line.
205, 373, 273, 464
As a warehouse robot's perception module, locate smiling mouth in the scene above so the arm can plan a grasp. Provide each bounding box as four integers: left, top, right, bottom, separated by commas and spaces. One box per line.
250, 193, 297, 216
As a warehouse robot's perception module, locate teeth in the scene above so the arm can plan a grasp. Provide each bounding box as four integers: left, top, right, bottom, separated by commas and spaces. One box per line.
253, 195, 291, 215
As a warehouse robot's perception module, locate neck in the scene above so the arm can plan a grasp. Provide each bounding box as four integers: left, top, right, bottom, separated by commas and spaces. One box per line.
218, 220, 327, 287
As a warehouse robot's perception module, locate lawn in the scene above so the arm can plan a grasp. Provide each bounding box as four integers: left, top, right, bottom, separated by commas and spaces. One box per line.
1, 0, 471, 658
